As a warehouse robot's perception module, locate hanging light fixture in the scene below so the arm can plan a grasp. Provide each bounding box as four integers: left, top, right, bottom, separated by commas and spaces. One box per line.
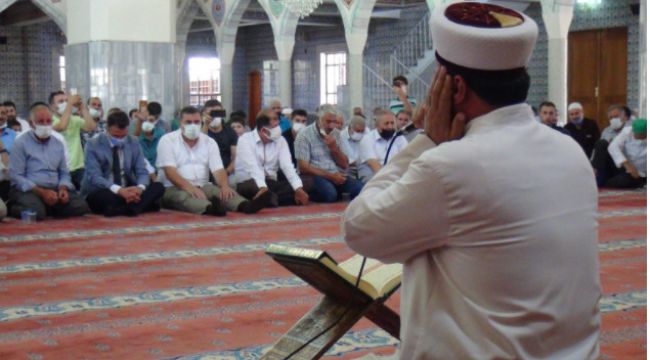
285, 0, 323, 19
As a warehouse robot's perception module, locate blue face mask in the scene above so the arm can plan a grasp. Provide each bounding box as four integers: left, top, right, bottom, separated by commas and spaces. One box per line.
110, 136, 126, 147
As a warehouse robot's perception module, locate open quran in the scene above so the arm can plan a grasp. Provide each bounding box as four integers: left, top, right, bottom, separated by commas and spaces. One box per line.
261, 245, 402, 359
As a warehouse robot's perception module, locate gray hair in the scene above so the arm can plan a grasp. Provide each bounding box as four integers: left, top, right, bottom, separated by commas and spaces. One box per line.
317, 104, 338, 120
29, 104, 50, 121
374, 108, 394, 124
349, 115, 366, 128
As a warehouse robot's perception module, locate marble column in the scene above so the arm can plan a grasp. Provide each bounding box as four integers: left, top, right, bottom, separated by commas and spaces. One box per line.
64, 0, 176, 121
541, 0, 574, 125
346, 32, 368, 116
639, 0, 648, 118
274, 37, 295, 108
218, 42, 235, 113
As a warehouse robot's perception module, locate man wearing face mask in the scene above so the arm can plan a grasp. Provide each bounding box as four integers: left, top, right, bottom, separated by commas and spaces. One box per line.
295, 104, 362, 203
358, 109, 408, 183
156, 107, 271, 216
3, 101, 30, 133
564, 102, 600, 157
50, 91, 97, 189
281, 109, 308, 167
235, 113, 309, 207
9, 104, 90, 220
340, 115, 368, 181
80, 97, 106, 148
202, 100, 238, 179
138, 115, 166, 174
81, 111, 164, 216
592, 118, 647, 188
389, 75, 417, 116
600, 104, 631, 142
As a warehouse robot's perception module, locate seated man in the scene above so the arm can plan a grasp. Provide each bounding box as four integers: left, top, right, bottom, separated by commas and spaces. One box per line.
295, 104, 362, 203
358, 109, 408, 183
50, 91, 97, 188
137, 112, 166, 174
281, 109, 308, 166
564, 102, 600, 157
0, 104, 18, 154
593, 118, 646, 188
235, 113, 309, 207
202, 100, 238, 180
81, 111, 164, 217
600, 104, 631, 142
340, 115, 368, 180
3, 101, 30, 133
156, 106, 270, 216
539, 101, 569, 134
396, 109, 421, 142
229, 114, 248, 137
270, 99, 291, 132
9, 104, 89, 220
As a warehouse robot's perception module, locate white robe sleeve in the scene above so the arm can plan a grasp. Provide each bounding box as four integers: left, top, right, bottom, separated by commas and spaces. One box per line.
343, 135, 451, 264
607, 127, 631, 168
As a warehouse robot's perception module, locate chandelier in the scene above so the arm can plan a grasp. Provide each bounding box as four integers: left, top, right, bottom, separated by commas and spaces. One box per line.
285, 0, 323, 19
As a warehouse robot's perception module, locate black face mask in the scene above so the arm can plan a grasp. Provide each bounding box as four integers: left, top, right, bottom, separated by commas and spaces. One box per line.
379, 129, 395, 140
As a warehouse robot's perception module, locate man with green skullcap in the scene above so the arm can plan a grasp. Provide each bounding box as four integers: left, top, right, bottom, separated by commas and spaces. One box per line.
595, 118, 647, 188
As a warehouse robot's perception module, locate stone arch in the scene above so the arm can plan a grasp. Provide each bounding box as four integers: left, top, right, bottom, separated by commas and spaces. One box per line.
31, 0, 66, 35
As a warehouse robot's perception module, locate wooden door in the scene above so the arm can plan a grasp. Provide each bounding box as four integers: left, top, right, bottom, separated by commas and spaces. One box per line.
248, 71, 262, 129
569, 27, 627, 129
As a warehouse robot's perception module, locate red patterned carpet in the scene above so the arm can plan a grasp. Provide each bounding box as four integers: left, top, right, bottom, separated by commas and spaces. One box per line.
0, 190, 645, 359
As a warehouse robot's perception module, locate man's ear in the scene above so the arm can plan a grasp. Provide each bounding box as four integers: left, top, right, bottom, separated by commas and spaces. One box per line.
453, 75, 467, 105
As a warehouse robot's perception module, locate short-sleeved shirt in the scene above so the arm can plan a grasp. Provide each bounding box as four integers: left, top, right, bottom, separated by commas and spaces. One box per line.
294, 123, 344, 173
156, 130, 224, 187
53, 114, 86, 171
139, 127, 166, 170
389, 96, 417, 114
359, 129, 408, 166
207, 127, 238, 169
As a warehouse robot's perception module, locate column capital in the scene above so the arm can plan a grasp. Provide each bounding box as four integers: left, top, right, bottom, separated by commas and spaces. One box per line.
541, 0, 574, 39
274, 37, 296, 62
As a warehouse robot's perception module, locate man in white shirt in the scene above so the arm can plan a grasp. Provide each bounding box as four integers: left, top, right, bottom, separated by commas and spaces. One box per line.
593, 118, 646, 188
340, 115, 368, 181
235, 113, 309, 207
600, 104, 631, 142
3, 101, 30, 133
156, 107, 271, 216
358, 109, 408, 183
344, 3, 600, 359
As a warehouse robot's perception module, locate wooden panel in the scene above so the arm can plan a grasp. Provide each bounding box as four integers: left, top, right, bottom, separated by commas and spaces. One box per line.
569, 30, 599, 124
248, 70, 262, 129
598, 27, 628, 129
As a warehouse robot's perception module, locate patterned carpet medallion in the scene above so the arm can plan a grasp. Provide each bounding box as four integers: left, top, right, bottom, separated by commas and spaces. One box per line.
0, 190, 645, 359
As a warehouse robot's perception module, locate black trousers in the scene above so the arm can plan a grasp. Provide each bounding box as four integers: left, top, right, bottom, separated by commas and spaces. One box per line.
86, 182, 165, 217
0, 180, 10, 202
592, 139, 646, 188
237, 178, 295, 207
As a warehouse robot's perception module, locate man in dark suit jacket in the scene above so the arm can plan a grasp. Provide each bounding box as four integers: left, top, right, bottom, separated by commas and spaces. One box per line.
81, 111, 164, 216
564, 102, 601, 158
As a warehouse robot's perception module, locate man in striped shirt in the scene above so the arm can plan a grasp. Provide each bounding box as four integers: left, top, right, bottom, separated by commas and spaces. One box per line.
388, 75, 417, 116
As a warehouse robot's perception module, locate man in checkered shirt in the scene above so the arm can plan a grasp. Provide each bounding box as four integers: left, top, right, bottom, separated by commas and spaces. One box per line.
294, 105, 363, 202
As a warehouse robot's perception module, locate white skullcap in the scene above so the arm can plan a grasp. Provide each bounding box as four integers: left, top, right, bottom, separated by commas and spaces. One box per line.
431, 2, 539, 70
568, 102, 583, 111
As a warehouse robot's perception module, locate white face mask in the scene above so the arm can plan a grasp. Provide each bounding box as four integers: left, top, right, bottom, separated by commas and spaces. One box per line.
209, 118, 223, 129
88, 107, 101, 119
141, 121, 155, 133
292, 122, 305, 133
57, 102, 78, 114
609, 117, 623, 130
34, 125, 52, 138
350, 131, 364, 141
265, 126, 282, 141
183, 124, 201, 140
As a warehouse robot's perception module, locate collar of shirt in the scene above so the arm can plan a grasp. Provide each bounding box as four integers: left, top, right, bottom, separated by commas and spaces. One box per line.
253, 129, 264, 144
465, 103, 534, 136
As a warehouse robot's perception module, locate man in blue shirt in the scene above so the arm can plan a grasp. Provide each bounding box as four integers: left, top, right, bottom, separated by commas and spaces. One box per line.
82, 111, 164, 217
9, 104, 89, 220
0, 105, 17, 154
